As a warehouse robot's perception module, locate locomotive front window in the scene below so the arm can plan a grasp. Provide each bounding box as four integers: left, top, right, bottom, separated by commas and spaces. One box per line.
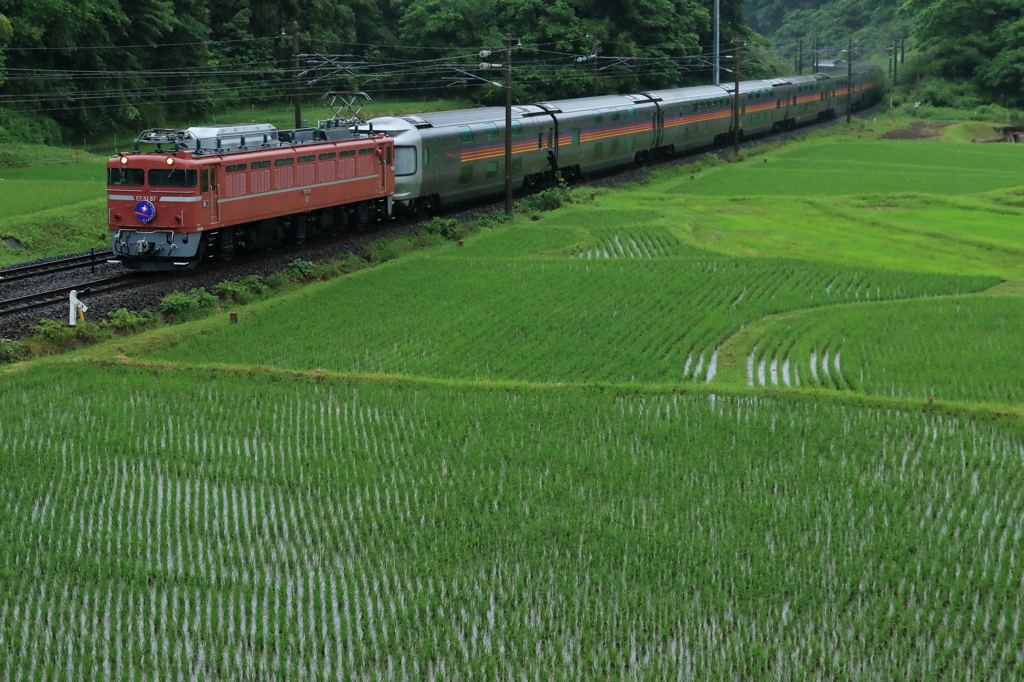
394, 146, 417, 176
148, 168, 197, 187
108, 168, 144, 186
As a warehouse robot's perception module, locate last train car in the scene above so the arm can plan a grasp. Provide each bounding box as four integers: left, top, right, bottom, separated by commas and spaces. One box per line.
107, 123, 394, 271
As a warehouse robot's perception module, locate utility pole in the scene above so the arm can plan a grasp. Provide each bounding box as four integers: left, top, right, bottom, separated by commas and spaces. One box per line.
291, 22, 302, 129
504, 36, 514, 216
846, 37, 853, 124
893, 39, 898, 87
733, 43, 742, 157
713, 0, 720, 85
797, 38, 802, 75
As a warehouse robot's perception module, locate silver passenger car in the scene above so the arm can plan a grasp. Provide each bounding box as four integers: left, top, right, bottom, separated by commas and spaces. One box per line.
365, 63, 884, 210
361, 106, 555, 211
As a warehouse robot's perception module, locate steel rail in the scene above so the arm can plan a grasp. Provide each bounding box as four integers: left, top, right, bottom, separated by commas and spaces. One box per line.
0, 251, 114, 283
0, 274, 138, 316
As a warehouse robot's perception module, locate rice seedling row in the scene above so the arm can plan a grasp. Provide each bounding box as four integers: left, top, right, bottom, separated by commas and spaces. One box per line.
1, 365, 1023, 679
744, 295, 1024, 406
148, 256, 995, 389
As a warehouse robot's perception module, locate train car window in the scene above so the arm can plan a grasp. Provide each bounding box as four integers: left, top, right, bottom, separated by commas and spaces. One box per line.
484, 122, 498, 140
592, 112, 603, 124
385, 146, 391, 165
298, 155, 315, 163
571, 128, 580, 145
422, 147, 430, 169
339, 150, 355, 157
274, 158, 294, 166
485, 161, 498, 179
511, 120, 522, 136
626, 108, 635, 119
318, 152, 336, 160
107, 168, 144, 186
459, 166, 473, 184
149, 168, 198, 188
394, 146, 417, 176
593, 142, 603, 158
255, 160, 271, 168
611, 110, 621, 122
627, 138, 635, 151
511, 157, 522, 174
458, 126, 473, 143
200, 168, 208, 192
358, 148, 374, 155
611, 139, 620, 154
226, 164, 247, 172
537, 133, 543, 149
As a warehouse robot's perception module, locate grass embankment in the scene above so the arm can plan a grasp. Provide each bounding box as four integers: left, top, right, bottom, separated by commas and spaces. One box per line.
0, 148, 109, 264
1, 116, 1023, 679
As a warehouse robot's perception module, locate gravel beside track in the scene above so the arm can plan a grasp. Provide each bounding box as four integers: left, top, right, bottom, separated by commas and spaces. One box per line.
0, 111, 875, 343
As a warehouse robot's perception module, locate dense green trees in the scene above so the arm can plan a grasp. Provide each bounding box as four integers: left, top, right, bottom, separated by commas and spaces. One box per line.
748, 0, 1024, 109
904, 0, 1024, 107
0, 0, 759, 141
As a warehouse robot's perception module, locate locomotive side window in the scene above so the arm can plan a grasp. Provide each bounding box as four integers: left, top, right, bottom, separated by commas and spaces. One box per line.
394, 146, 417, 176
339, 150, 355, 157
108, 168, 144, 186
200, 169, 208, 192
298, 155, 315, 163
319, 152, 336, 160
226, 164, 247, 172
358, 148, 374, 155
149, 168, 197, 188
274, 157, 294, 166
250, 160, 270, 169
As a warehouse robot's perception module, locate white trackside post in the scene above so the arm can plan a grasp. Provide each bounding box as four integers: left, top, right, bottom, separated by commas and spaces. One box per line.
69, 290, 88, 326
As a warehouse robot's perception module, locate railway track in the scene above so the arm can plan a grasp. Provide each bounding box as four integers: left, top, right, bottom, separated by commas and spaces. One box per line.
0, 274, 139, 316
0, 250, 113, 283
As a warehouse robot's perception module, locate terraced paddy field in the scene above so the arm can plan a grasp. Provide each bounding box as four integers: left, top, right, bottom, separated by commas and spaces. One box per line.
2, 129, 1024, 678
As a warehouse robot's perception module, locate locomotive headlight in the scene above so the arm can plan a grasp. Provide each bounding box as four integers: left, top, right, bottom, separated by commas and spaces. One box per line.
119, 156, 128, 165
165, 156, 175, 165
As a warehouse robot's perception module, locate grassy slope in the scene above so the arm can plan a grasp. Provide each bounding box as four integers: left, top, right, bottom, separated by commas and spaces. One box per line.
0, 149, 110, 264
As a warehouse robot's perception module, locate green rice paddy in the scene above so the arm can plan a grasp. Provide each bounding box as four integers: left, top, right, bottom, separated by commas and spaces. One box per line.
2, 122, 1024, 679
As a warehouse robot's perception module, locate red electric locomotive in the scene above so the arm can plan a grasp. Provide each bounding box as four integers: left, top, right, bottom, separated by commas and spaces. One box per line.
107, 123, 394, 270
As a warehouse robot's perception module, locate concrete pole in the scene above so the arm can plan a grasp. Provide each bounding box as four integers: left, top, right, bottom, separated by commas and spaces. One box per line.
504, 36, 513, 216
713, 0, 720, 85
292, 23, 302, 129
